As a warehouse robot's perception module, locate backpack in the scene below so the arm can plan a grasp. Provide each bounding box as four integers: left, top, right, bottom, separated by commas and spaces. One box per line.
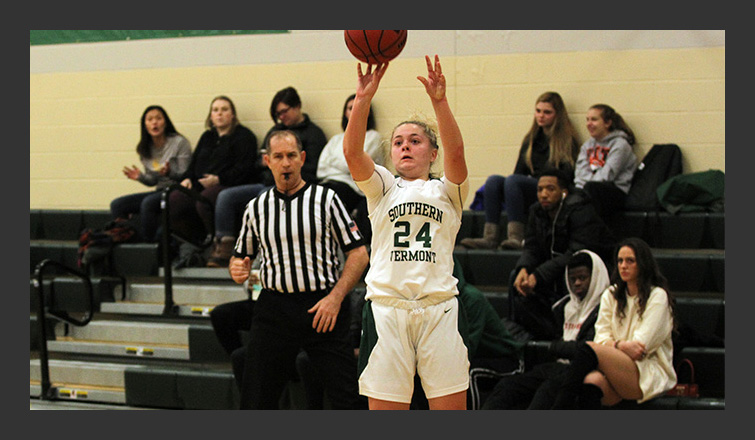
656, 169, 725, 214
77, 216, 138, 269
624, 144, 683, 211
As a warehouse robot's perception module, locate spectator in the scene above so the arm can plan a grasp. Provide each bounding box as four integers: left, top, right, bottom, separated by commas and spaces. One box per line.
207, 86, 326, 267
574, 104, 638, 223
550, 237, 677, 409
229, 130, 369, 410
168, 95, 258, 253
343, 56, 470, 410
318, 93, 384, 244
510, 168, 614, 341
110, 105, 192, 242
482, 250, 609, 409
258, 86, 328, 186
461, 92, 579, 250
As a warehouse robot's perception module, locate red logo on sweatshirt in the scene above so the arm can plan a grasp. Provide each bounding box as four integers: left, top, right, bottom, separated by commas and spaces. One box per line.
586, 145, 610, 169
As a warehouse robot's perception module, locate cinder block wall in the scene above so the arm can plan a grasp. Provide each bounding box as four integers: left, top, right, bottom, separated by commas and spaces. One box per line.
30, 30, 725, 209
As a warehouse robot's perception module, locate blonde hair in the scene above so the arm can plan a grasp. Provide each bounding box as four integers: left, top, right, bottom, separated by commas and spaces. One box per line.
391, 114, 441, 178
522, 92, 579, 173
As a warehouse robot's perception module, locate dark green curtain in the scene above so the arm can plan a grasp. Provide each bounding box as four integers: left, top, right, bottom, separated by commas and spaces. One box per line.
30, 30, 288, 46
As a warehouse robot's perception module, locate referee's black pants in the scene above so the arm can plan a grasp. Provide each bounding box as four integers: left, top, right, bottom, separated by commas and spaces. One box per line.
239, 289, 362, 410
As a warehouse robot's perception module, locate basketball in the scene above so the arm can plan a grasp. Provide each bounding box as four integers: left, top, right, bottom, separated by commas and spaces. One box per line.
344, 30, 407, 64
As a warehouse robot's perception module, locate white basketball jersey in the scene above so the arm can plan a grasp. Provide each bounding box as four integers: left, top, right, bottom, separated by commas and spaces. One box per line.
356, 164, 469, 306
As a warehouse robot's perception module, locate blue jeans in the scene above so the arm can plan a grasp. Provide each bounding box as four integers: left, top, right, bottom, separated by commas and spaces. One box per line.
483, 174, 538, 224
215, 184, 266, 238
110, 190, 163, 242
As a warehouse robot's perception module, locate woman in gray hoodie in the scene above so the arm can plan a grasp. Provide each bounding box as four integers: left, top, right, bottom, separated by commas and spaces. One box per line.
574, 104, 638, 221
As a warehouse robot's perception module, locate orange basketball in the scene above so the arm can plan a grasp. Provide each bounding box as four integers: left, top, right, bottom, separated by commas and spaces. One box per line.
344, 30, 407, 64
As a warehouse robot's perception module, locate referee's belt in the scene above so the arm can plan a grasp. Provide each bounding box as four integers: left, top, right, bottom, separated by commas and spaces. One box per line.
259, 287, 333, 296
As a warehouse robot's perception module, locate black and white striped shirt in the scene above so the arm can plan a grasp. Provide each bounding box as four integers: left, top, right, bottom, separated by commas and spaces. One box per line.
234, 182, 364, 294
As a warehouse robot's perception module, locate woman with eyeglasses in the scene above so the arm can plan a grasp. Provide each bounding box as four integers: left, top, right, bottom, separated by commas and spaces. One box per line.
257, 86, 328, 187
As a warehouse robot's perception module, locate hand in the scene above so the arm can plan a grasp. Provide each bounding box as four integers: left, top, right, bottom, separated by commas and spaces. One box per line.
180, 178, 192, 189
158, 161, 170, 176
513, 268, 529, 296
122, 165, 141, 180
356, 62, 388, 101
198, 174, 219, 188
307, 292, 342, 333
514, 268, 535, 296
617, 340, 647, 361
417, 55, 446, 103
229, 256, 251, 284
525, 273, 538, 293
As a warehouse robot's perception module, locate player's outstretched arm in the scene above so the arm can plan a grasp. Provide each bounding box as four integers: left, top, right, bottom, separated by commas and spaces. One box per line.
418, 55, 467, 185
344, 63, 388, 182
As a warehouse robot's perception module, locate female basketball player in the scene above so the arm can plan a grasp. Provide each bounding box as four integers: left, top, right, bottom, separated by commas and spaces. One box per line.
343, 55, 470, 410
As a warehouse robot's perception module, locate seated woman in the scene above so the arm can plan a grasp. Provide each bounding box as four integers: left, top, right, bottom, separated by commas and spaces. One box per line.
573, 104, 639, 223
550, 237, 677, 409
206, 87, 325, 267
169, 95, 258, 248
461, 92, 579, 250
110, 105, 191, 242
317, 93, 384, 243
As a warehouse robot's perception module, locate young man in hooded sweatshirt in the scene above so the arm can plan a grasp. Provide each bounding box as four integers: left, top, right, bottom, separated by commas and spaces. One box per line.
482, 250, 610, 409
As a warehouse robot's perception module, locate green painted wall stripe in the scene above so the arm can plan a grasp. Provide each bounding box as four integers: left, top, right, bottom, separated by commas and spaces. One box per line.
30, 30, 289, 46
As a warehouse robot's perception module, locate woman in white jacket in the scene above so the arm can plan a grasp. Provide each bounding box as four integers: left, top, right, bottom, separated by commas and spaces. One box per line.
317, 94, 384, 243
551, 237, 677, 408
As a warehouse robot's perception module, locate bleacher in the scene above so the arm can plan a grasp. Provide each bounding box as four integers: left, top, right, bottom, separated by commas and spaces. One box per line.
29, 208, 724, 410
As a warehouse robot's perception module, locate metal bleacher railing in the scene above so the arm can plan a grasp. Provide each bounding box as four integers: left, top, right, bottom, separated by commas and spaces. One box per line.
159, 183, 215, 316
33, 259, 95, 402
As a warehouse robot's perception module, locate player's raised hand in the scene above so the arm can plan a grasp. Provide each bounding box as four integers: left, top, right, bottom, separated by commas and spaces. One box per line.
356, 62, 388, 101
417, 55, 446, 102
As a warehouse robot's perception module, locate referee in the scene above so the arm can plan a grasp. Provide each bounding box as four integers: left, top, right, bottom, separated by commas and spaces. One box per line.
229, 130, 369, 409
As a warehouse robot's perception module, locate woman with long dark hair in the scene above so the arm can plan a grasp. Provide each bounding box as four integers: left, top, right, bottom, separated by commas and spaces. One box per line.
573, 103, 639, 222
110, 105, 191, 242
550, 237, 677, 408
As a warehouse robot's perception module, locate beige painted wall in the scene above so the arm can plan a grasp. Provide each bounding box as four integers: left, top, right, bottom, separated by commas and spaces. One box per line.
30, 30, 724, 209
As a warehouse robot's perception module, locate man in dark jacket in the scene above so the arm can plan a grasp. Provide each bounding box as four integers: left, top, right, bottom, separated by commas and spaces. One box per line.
508, 168, 614, 340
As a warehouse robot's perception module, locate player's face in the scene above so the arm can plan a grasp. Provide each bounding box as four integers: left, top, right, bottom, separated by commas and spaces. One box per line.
537, 176, 564, 211
617, 246, 639, 286
535, 101, 556, 128
567, 265, 592, 300
211, 99, 235, 131
265, 134, 306, 190
390, 123, 438, 181
144, 109, 166, 139
586, 108, 611, 140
